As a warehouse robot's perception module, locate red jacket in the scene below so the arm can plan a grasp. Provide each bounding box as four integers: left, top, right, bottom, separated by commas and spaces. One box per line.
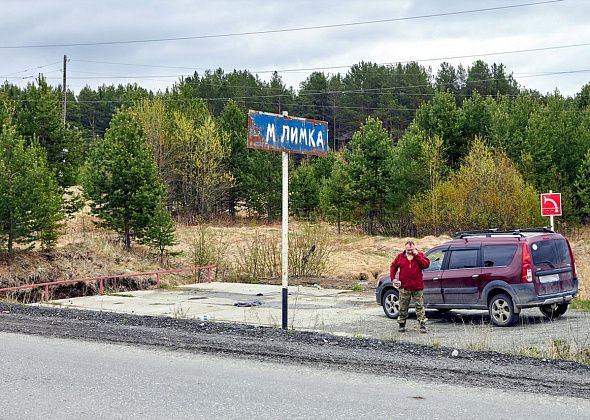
390, 251, 430, 291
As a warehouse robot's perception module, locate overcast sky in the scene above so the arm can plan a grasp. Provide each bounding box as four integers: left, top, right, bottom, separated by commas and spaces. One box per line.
1, 0, 589, 96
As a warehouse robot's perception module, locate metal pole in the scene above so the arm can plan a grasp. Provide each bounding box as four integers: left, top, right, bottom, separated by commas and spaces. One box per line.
281, 113, 289, 329
62, 55, 67, 125
549, 190, 554, 231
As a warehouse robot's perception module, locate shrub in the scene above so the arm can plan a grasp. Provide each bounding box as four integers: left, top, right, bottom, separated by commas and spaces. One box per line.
412, 137, 543, 234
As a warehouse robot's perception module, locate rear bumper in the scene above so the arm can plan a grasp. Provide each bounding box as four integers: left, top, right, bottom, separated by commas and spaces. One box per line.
513, 277, 579, 308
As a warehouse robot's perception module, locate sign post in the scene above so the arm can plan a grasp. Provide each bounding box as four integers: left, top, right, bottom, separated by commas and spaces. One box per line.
541, 191, 562, 231
281, 148, 289, 328
247, 110, 328, 329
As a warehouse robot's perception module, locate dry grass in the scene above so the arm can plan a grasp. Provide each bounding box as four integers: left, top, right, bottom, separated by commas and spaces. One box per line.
2, 208, 589, 299
568, 241, 590, 300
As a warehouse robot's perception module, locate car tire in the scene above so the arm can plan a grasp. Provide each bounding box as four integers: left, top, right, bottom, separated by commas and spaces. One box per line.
488, 293, 519, 327
539, 303, 569, 320
382, 289, 400, 319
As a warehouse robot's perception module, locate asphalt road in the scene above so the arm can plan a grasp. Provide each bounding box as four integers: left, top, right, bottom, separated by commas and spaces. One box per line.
2, 331, 589, 420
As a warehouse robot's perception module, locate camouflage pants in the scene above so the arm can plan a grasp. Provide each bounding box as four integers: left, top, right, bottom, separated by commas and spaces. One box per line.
398, 288, 427, 325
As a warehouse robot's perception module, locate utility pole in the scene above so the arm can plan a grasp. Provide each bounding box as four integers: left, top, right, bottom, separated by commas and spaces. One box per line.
62, 54, 67, 125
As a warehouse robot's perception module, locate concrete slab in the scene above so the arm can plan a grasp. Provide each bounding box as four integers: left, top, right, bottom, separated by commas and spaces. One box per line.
40, 282, 590, 353
45, 282, 377, 333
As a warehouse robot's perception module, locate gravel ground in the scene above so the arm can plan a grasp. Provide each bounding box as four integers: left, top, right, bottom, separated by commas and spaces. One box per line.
1, 302, 589, 400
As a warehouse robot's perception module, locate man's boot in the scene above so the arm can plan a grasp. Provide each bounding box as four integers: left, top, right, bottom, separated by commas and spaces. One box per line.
398, 323, 406, 333
419, 323, 427, 334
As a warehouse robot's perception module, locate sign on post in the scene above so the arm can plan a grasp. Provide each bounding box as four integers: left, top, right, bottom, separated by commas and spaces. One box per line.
247, 110, 328, 156
541, 191, 561, 232
541, 192, 562, 216
247, 110, 329, 330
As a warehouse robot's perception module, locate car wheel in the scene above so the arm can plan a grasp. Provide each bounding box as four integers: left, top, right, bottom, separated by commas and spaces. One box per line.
488, 293, 519, 327
539, 303, 569, 320
382, 289, 400, 319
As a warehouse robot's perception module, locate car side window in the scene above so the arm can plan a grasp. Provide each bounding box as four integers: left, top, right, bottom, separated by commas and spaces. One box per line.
447, 249, 479, 269
482, 245, 517, 267
424, 249, 446, 272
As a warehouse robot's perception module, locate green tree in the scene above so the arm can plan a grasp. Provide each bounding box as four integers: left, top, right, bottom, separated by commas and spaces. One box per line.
218, 100, 248, 218
15, 76, 85, 186
421, 134, 445, 235
290, 160, 321, 218
141, 200, 177, 260
522, 95, 587, 194
389, 124, 431, 212
462, 91, 494, 140
464, 60, 493, 97
82, 110, 167, 249
575, 83, 590, 110
489, 94, 540, 170
242, 150, 282, 222
319, 152, 353, 233
0, 124, 63, 257
414, 91, 465, 167
173, 112, 231, 220
435, 62, 465, 96
347, 117, 396, 234
574, 149, 590, 221
412, 137, 543, 233
297, 72, 330, 121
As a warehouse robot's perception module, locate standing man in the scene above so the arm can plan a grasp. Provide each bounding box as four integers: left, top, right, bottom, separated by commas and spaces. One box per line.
390, 241, 430, 333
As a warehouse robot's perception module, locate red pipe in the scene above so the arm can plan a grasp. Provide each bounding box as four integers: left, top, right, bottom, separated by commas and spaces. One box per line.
0, 265, 216, 301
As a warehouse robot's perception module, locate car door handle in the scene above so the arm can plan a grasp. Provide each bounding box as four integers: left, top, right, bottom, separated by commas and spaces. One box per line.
432, 277, 439, 281
472, 274, 480, 279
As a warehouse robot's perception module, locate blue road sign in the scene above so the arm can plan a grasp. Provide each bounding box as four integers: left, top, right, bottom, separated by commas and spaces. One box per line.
247, 110, 328, 156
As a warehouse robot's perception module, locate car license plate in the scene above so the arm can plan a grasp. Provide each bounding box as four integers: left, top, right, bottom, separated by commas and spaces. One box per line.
539, 274, 560, 283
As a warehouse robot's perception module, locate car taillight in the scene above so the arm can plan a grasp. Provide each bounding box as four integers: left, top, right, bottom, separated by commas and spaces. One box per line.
566, 239, 577, 277
521, 243, 533, 283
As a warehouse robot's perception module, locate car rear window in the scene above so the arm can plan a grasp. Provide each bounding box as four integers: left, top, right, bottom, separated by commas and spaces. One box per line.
447, 249, 479, 269
482, 245, 517, 267
531, 239, 571, 266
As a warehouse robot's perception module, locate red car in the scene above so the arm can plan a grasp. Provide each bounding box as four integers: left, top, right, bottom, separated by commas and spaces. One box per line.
376, 228, 579, 327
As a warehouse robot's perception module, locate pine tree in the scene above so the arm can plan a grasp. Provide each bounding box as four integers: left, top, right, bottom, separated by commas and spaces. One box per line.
347, 117, 396, 234
82, 110, 167, 249
290, 161, 320, 218
0, 124, 63, 257
142, 201, 177, 260
218, 100, 248, 218
574, 149, 590, 221
319, 152, 353, 233
242, 150, 282, 222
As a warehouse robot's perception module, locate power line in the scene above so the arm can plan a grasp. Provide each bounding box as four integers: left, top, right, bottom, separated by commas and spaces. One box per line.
65, 38, 590, 79
0, 1, 564, 49
26, 67, 590, 98
0, 67, 62, 79
5, 96, 588, 114
0, 61, 62, 77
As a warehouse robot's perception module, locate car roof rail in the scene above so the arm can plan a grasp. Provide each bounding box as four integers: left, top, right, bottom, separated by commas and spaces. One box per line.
516, 226, 555, 233
453, 226, 554, 239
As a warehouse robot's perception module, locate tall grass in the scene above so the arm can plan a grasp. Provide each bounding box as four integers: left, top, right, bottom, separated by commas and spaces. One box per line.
233, 223, 333, 282
234, 230, 280, 281
289, 223, 332, 277
190, 225, 230, 281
